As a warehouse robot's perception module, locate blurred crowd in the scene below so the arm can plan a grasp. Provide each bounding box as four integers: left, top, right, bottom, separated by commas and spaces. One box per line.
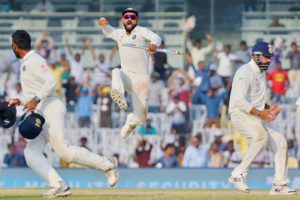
0, 19, 300, 169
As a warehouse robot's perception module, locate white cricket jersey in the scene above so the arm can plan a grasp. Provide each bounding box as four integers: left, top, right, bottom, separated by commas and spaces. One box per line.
229, 59, 267, 114
19, 50, 57, 105
101, 25, 161, 77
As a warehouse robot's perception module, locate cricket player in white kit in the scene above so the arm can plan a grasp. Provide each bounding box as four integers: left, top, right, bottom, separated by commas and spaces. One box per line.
8, 30, 119, 198
98, 8, 161, 138
228, 42, 296, 195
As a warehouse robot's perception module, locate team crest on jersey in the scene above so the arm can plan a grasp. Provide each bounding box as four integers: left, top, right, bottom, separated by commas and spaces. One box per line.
22, 65, 26, 71
132, 35, 136, 39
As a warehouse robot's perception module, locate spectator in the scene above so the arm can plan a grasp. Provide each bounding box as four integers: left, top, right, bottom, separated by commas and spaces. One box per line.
287, 42, 300, 83
223, 140, 242, 168
214, 131, 226, 151
49, 59, 67, 98
208, 142, 225, 168
34, 31, 55, 59
153, 41, 168, 80
183, 135, 208, 167
192, 88, 227, 128
215, 44, 240, 86
75, 86, 93, 128
190, 61, 210, 93
79, 137, 91, 151
87, 40, 112, 102
148, 72, 164, 113
169, 70, 191, 106
64, 38, 86, 84
4, 144, 26, 167
166, 94, 187, 134
99, 85, 112, 128
31, 0, 54, 13
138, 118, 157, 135
267, 61, 290, 103
57, 51, 71, 85
154, 143, 178, 168
208, 63, 224, 92
269, 17, 285, 27
185, 32, 214, 68
135, 139, 152, 167
235, 40, 251, 65
64, 76, 79, 112
14, 136, 26, 156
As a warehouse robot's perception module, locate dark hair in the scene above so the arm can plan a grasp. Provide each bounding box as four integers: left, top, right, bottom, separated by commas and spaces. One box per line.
12, 30, 31, 50
291, 42, 297, 47
240, 40, 247, 46
194, 39, 201, 44
225, 44, 231, 49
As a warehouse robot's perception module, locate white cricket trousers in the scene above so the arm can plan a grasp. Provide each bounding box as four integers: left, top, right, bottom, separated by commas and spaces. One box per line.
112, 68, 150, 126
230, 111, 288, 185
24, 97, 113, 188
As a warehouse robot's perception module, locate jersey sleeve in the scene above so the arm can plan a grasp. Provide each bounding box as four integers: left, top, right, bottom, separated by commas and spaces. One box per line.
141, 27, 161, 46
31, 57, 57, 100
230, 68, 254, 113
100, 24, 119, 41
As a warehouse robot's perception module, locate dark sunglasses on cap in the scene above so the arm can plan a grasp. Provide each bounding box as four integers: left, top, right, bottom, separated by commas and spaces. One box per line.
123, 14, 137, 20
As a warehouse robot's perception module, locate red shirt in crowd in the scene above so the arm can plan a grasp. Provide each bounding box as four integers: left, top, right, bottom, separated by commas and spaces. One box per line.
267, 70, 289, 95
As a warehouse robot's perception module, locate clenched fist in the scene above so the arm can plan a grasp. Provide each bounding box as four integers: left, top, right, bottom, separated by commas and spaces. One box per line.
147, 44, 157, 53
98, 17, 108, 26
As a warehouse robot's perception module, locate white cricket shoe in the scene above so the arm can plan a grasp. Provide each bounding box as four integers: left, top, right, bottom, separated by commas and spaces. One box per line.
120, 124, 136, 138
228, 174, 250, 193
111, 88, 128, 110
41, 181, 72, 198
120, 113, 136, 138
105, 157, 120, 187
270, 184, 296, 195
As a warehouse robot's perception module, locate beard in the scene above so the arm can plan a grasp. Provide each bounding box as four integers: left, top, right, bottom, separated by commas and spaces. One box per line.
12, 49, 21, 58
123, 22, 137, 33
256, 61, 270, 71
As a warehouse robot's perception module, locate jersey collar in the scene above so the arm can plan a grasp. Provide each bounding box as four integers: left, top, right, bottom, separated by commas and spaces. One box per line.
21, 50, 35, 62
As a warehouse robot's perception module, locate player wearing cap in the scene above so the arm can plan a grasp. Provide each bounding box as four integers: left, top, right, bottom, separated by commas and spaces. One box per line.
98, 8, 161, 138
7, 30, 119, 198
228, 42, 296, 195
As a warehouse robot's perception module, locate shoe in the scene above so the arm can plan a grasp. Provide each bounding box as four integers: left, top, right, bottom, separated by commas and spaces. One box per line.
270, 184, 296, 195
41, 181, 72, 198
111, 88, 128, 110
120, 124, 136, 138
105, 157, 119, 187
120, 113, 136, 138
228, 174, 250, 193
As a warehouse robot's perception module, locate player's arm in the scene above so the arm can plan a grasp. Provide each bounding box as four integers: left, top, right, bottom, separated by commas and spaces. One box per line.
142, 28, 161, 53
202, 33, 214, 54
98, 17, 119, 41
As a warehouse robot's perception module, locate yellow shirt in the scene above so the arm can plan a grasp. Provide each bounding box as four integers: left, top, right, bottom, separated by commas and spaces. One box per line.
50, 66, 65, 97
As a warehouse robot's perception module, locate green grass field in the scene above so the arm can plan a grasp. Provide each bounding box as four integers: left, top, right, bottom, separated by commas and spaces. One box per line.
0, 189, 300, 200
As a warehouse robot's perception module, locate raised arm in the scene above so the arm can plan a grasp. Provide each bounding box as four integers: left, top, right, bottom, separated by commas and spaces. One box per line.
98, 17, 119, 41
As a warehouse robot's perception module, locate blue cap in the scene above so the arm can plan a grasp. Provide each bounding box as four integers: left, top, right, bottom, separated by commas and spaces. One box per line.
0, 101, 16, 128
252, 42, 274, 57
19, 112, 45, 140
